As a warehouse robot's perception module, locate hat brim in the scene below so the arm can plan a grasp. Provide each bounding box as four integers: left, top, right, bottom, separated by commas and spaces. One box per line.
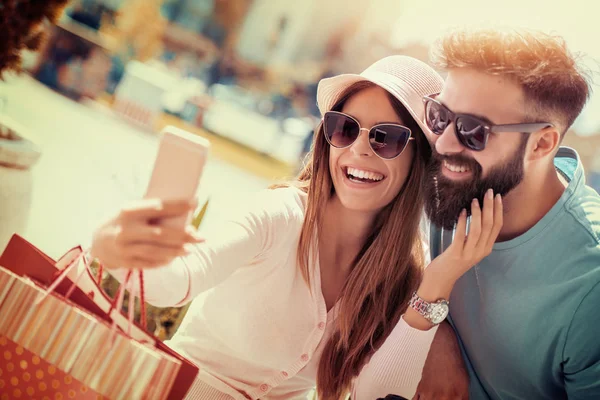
316, 73, 430, 134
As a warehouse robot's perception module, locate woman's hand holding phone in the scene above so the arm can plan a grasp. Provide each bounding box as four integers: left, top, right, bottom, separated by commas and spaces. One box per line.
91, 126, 210, 270
90, 198, 204, 270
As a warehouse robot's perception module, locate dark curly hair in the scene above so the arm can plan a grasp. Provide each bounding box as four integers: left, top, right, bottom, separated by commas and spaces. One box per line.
0, 0, 70, 77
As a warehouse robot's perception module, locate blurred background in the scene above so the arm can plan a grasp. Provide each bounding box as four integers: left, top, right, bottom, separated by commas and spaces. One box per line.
1, 0, 599, 339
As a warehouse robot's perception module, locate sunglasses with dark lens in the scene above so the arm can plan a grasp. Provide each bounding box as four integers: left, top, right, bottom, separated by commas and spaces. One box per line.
323, 111, 414, 160
422, 94, 553, 151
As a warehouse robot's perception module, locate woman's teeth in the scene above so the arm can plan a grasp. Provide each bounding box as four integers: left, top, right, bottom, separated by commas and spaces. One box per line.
443, 160, 471, 173
346, 167, 384, 182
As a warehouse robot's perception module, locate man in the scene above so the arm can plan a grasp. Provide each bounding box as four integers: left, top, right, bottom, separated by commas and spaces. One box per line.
415, 28, 600, 399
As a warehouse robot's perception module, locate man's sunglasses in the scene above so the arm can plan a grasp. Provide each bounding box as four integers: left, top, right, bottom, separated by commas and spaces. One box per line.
323, 111, 414, 160
423, 94, 553, 151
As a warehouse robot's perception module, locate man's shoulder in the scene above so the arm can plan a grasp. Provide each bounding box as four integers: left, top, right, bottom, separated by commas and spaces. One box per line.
542, 186, 600, 297
556, 146, 600, 244
545, 184, 600, 271
563, 182, 600, 246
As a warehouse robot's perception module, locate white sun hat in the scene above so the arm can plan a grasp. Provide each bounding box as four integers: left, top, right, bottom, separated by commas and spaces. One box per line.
316, 55, 444, 133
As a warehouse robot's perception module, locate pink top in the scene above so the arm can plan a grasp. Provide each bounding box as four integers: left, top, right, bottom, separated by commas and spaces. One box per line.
111, 187, 436, 399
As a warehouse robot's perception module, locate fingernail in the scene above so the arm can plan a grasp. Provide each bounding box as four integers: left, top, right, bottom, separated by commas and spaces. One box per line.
461, 209, 467, 216
487, 189, 493, 198
472, 198, 479, 206
496, 193, 502, 200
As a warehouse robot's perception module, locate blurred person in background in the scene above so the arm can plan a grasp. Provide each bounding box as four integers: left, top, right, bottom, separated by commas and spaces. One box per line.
416, 28, 600, 400
90, 56, 504, 400
0, 0, 69, 252
67, 0, 118, 31
100, 0, 167, 94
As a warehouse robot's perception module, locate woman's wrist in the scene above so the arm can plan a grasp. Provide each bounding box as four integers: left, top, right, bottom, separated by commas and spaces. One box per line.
403, 264, 458, 331
419, 263, 458, 302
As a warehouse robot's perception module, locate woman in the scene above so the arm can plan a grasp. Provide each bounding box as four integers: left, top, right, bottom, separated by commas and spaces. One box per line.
91, 56, 503, 399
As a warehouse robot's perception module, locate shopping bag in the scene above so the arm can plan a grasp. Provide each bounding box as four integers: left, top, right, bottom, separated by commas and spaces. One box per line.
0, 234, 199, 399
0, 266, 182, 399
0, 333, 102, 399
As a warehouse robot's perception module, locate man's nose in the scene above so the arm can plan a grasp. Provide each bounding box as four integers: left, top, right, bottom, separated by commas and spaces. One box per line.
434, 123, 465, 155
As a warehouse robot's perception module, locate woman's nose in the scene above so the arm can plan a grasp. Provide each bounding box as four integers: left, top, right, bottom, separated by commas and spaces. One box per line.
349, 128, 373, 157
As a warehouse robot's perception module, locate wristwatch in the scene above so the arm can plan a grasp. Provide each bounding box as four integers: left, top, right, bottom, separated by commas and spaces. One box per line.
408, 291, 450, 325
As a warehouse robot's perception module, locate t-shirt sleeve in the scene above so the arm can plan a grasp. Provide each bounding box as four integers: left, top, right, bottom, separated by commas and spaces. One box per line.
108, 189, 299, 308
563, 281, 600, 400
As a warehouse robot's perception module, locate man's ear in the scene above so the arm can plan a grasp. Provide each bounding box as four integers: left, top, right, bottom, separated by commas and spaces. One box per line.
526, 127, 561, 161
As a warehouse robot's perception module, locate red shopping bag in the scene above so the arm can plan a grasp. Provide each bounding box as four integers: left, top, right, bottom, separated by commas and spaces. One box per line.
0, 234, 199, 399
0, 265, 181, 399
0, 334, 103, 399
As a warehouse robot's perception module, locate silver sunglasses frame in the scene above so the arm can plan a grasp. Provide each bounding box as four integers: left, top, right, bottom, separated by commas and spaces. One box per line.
323, 111, 415, 160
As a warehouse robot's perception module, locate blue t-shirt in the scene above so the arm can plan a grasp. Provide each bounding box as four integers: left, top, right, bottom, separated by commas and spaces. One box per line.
431, 147, 600, 399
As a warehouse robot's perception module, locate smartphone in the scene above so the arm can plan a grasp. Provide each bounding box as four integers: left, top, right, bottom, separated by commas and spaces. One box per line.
144, 126, 210, 228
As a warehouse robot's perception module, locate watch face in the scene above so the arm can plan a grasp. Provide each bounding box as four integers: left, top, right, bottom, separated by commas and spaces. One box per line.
429, 301, 449, 324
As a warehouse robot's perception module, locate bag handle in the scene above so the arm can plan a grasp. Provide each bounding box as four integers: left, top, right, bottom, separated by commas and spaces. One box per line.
36, 251, 147, 337
95, 262, 147, 331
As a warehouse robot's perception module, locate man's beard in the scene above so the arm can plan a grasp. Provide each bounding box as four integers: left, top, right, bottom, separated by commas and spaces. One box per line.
424, 142, 526, 230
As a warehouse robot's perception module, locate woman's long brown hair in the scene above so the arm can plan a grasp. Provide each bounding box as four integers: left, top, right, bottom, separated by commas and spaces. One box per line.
275, 81, 431, 399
